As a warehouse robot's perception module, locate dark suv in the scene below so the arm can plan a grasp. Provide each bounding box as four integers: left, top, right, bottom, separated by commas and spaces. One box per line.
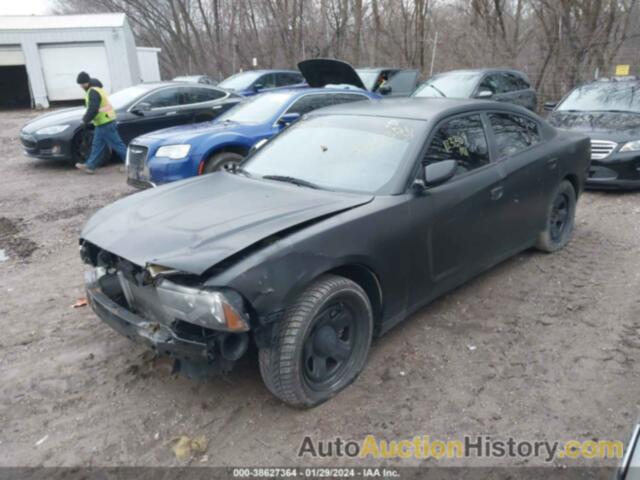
413, 68, 537, 111
546, 77, 640, 190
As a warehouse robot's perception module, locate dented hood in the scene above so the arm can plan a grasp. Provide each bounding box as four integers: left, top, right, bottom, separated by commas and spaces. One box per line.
81, 173, 372, 275
298, 59, 367, 90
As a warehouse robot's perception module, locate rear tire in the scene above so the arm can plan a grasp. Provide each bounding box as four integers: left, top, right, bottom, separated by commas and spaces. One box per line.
259, 275, 373, 408
535, 180, 576, 253
202, 151, 244, 174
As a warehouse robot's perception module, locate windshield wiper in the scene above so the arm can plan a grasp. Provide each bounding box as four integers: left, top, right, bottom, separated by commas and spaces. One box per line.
262, 175, 322, 190
426, 84, 446, 97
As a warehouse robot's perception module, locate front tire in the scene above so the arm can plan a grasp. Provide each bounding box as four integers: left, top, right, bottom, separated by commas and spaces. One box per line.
535, 180, 576, 252
259, 275, 373, 408
71, 129, 111, 165
202, 151, 244, 174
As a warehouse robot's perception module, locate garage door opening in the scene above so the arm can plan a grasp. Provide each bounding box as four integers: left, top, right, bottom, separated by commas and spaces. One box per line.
0, 65, 31, 109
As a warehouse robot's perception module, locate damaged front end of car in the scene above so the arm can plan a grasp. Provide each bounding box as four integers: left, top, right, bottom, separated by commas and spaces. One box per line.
80, 241, 252, 378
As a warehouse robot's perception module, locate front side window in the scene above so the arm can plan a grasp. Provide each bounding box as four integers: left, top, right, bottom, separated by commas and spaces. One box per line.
478, 74, 505, 95
257, 73, 277, 89
488, 113, 541, 157
144, 88, 180, 108
424, 114, 490, 175
243, 115, 424, 194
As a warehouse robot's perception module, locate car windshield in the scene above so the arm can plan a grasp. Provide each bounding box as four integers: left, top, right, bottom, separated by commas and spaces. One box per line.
243, 115, 423, 194
413, 72, 482, 98
109, 85, 157, 109
356, 70, 379, 90
218, 72, 263, 91
217, 92, 292, 124
556, 82, 640, 113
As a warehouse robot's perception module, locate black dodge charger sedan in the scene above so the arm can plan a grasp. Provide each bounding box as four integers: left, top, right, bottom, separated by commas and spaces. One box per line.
546, 77, 640, 190
20, 82, 242, 164
79, 98, 590, 407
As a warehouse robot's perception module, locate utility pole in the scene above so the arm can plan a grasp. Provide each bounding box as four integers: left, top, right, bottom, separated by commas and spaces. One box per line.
429, 31, 438, 77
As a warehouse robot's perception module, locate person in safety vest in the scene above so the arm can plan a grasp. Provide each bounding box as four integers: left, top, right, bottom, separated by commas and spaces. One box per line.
75, 71, 127, 174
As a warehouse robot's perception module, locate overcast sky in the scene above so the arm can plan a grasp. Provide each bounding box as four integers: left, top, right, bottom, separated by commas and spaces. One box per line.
0, 0, 50, 15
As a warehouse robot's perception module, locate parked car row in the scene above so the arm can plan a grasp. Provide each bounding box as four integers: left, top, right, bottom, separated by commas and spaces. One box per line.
22, 58, 640, 191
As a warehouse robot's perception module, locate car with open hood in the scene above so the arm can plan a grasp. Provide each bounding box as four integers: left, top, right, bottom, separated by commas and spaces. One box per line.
80, 98, 590, 408
413, 68, 537, 111
298, 58, 419, 97
546, 77, 640, 190
126, 87, 379, 188
20, 82, 242, 164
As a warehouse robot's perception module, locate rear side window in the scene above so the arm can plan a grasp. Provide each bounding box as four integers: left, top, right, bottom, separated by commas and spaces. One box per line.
285, 94, 335, 115
424, 114, 490, 175
488, 113, 541, 157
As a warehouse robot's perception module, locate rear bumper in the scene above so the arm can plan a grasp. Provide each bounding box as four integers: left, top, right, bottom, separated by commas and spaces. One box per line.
586, 153, 640, 190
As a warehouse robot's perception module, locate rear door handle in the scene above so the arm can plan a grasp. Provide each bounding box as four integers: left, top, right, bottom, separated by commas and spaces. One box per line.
490, 186, 503, 201
165, 111, 178, 116
212, 105, 223, 110
546, 157, 558, 169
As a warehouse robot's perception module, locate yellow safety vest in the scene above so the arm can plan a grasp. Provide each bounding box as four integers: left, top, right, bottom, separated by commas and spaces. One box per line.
85, 87, 116, 126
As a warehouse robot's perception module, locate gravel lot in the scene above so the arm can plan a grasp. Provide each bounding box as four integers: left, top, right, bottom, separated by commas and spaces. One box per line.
1, 109, 639, 469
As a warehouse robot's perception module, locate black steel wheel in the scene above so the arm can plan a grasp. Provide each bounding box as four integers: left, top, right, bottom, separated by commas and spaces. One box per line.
535, 180, 576, 252
259, 274, 373, 408
71, 128, 111, 165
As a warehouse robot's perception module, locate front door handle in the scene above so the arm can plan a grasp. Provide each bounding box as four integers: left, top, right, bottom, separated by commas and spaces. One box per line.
212, 105, 223, 110
490, 186, 504, 201
165, 111, 178, 116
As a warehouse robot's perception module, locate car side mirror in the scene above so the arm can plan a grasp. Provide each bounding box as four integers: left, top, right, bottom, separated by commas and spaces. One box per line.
379, 85, 392, 95
424, 159, 458, 187
277, 112, 301, 127
544, 101, 557, 111
132, 102, 151, 115
253, 83, 264, 92
249, 138, 268, 155
475, 90, 493, 99
618, 424, 640, 480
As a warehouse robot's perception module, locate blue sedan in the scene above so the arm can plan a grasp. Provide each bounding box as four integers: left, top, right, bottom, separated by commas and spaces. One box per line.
126, 88, 379, 188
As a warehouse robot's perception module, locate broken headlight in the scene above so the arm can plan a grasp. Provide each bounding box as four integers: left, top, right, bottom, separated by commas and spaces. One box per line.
156, 280, 249, 332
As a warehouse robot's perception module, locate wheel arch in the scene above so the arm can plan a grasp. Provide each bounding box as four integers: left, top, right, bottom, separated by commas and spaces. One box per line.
198, 142, 251, 174
326, 264, 384, 330
563, 173, 580, 197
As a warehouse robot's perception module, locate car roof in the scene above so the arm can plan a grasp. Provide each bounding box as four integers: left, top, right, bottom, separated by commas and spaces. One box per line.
433, 68, 526, 77
310, 97, 522, 121
232, 69, 301, 75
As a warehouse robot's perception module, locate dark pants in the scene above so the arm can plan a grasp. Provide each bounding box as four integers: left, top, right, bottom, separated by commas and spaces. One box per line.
85, 122, 127, 170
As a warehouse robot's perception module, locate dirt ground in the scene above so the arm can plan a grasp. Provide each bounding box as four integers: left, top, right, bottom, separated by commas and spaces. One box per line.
0, 109, 639, 469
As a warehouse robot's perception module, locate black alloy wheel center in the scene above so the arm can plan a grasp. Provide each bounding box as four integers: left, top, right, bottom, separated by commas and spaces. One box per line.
550, 193, 569, 241
303, 303, 355, 387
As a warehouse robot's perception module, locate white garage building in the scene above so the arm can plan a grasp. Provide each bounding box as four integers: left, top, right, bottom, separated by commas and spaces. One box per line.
0, 14, 161, 109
